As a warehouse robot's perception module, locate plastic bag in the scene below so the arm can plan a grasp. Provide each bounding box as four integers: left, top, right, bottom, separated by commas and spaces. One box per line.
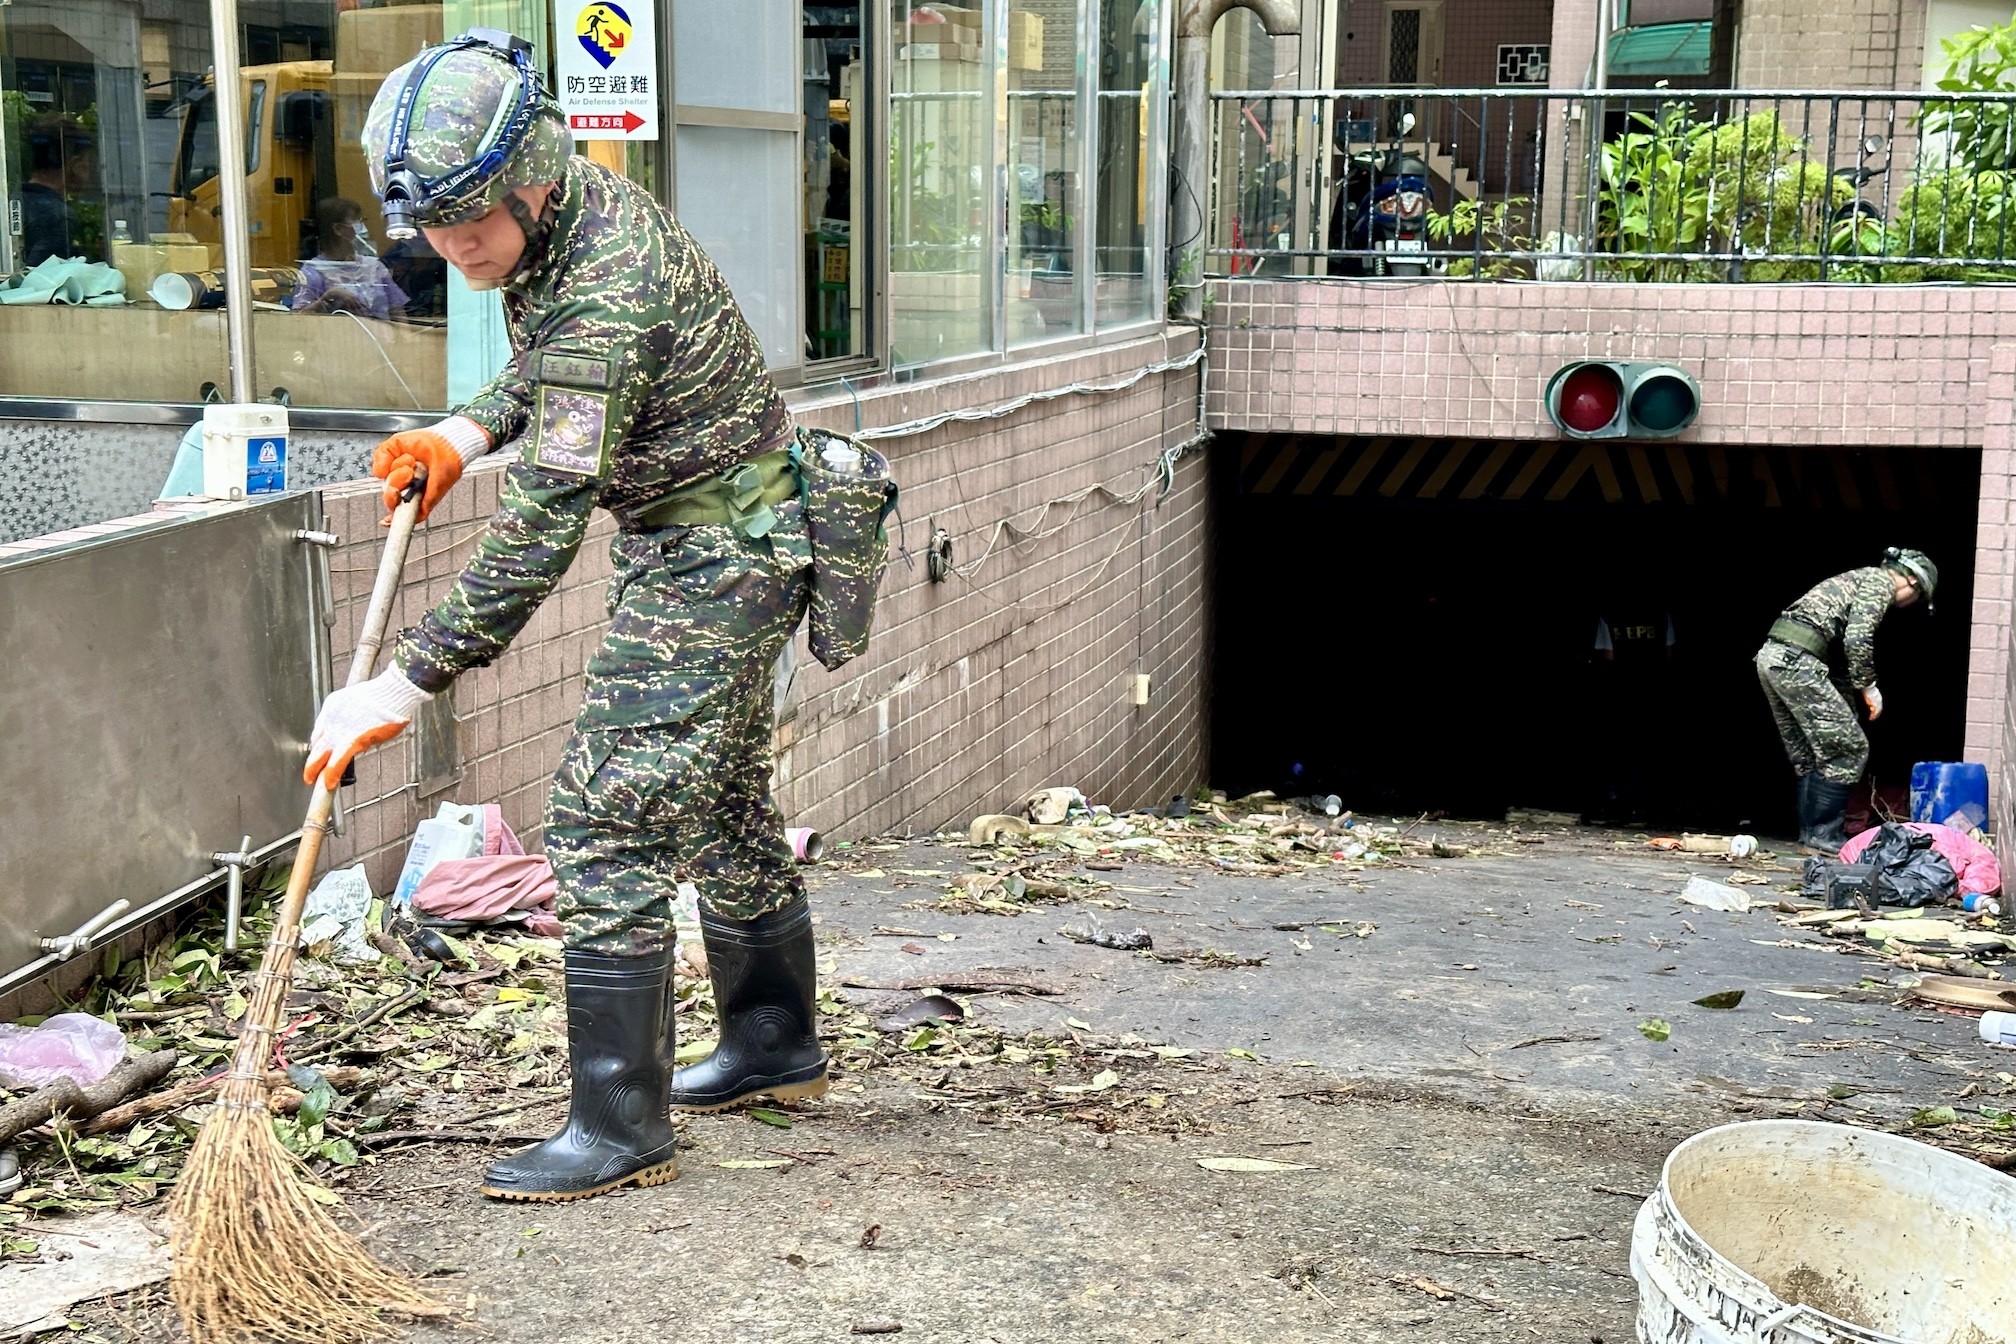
1859, 822, 1960, 909
0, 1013, 126, 1090
300, 864, 376, 963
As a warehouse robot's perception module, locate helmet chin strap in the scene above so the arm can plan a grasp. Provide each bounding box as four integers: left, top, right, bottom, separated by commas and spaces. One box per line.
452, 183, 559, 292
502, 187, 558, 286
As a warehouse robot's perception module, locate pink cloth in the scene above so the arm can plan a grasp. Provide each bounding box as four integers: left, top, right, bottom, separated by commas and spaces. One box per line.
1841, 822, 2002, 896
482, 804, 525, 857
412, 854, 561, 937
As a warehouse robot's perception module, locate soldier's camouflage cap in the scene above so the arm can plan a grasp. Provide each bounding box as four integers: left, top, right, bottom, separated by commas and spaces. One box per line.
362, 31, 571, 230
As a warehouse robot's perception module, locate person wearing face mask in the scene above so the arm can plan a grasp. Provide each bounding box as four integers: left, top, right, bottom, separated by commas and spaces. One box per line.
290, 197, 409, 321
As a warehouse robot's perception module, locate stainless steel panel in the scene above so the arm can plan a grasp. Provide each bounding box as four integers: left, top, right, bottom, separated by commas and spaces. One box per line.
0, 494, 328, 988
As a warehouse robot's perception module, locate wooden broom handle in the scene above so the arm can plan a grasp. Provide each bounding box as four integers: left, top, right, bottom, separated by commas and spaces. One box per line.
228, 481, 427, 1086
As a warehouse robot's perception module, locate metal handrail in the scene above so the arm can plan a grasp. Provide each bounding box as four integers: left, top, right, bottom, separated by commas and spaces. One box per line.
1204, 86, 2016, 282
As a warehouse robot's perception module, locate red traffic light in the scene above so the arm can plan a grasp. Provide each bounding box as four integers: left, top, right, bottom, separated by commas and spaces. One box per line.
1543, 361, 1699, 439
1555, 365, 1624, 436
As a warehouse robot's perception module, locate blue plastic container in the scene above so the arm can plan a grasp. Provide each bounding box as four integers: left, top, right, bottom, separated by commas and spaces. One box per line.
1910, 761, 1990, 832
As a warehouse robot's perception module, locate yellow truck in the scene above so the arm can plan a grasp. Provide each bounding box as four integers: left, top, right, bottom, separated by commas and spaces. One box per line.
169, 6, 443, 266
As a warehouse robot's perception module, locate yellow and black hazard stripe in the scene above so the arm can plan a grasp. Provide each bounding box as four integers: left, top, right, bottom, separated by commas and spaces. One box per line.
1227, 434, 1941, 511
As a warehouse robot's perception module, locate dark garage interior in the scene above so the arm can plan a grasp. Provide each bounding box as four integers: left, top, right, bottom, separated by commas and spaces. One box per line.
1209, 432, 1982, 838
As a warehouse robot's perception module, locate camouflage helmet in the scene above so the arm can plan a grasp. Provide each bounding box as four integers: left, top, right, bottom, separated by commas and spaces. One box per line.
1884, 547, 1938, 600
362, 29, 571, 238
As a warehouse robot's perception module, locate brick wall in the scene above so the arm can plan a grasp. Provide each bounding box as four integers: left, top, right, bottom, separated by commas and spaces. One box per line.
1989, 345, 2016, 841
1735, 0, 1921, 88
323, 330, 1208, 894
1206, 275, 2009, 804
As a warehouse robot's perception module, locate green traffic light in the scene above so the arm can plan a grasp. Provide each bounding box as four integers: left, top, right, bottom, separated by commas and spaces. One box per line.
1629, 375, 1698, 434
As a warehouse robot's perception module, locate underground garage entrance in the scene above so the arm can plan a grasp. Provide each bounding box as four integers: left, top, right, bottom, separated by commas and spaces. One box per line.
1210, 432, 1980, 837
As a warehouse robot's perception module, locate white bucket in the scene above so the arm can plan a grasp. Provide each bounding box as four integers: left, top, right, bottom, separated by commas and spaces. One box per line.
1631, 1120, 2016, 1344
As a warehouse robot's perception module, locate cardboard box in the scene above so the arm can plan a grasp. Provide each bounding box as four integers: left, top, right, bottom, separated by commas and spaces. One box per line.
1010, 11, 1044, 70
899, 41, 981, 64
335, 4, 442, 76
112, 241, 212, 302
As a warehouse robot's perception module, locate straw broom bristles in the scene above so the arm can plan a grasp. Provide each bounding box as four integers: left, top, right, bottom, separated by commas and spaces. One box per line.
170, 485, 443, 1343
168, 794, 445, 1344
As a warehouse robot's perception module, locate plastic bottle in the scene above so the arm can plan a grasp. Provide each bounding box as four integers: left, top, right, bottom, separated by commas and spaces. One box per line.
1963, 892, 2003, 916
110, 219, 132, 244
1981, 1011, 2016, 1047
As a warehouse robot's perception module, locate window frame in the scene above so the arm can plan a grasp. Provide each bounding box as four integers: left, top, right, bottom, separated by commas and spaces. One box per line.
0, 0, 1172, 426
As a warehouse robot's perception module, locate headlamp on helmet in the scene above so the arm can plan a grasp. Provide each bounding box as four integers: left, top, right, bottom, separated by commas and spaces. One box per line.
377, 29, 543, 239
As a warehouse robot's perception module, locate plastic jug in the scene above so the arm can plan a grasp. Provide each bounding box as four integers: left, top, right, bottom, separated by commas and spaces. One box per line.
1910, 761, 1989, 833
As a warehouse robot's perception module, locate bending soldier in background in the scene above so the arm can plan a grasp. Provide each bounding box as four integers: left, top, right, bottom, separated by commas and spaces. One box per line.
1755, 547, 1937, 851
303, 31, 829, 1201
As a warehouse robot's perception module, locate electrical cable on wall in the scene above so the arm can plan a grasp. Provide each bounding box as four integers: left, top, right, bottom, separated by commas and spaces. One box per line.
855, 345, 1205, 443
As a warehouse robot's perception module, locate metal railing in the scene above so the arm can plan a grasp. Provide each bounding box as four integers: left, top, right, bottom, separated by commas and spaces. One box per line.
1207, 87, 2016, 282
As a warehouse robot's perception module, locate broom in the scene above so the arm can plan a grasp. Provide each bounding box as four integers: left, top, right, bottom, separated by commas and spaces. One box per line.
170, 476, 447, 1344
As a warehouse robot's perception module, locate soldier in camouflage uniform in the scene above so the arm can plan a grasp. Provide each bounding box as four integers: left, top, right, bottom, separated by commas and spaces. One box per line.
304, 31, 830, 1202
1755, 547, 1937, 851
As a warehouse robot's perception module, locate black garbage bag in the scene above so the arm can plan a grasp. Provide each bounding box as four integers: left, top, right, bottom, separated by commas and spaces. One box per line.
1858, 823, 1960, 909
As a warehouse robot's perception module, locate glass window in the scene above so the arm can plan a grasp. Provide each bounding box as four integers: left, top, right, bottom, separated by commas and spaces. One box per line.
888, 0, 991, 366
1006, 0, 1080, 345
243, 78, 265, 175
1, 0, 229, 400
1095, 0, 1158, 327
804, 3, 869, 364
674, 0, 804, 369
252, 0, 454, 411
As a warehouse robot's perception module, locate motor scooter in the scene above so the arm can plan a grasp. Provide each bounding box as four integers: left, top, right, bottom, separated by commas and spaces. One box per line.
1328, 112, 1435, 277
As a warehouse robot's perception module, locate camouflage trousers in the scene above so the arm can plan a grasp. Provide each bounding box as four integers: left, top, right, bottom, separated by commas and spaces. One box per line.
546, 510, 812, 957
1754, 642, 1868, 786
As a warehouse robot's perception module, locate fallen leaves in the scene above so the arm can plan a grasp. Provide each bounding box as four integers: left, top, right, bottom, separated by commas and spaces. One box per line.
1638, 1019, 1673, 1042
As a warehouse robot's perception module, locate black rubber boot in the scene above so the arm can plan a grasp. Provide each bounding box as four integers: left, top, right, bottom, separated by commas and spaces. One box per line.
481, 949, 680, 1201
670, 900, 828, 1113
1802, 779, 1853, 853
1794, 773, 1816, 839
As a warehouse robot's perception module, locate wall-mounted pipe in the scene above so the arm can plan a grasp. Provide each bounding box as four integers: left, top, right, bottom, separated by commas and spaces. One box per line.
1171, 0, 1301, 322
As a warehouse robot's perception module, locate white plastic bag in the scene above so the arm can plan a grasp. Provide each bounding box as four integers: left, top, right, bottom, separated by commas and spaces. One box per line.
0, 1013, 126, 1089
299, 864, 376, 963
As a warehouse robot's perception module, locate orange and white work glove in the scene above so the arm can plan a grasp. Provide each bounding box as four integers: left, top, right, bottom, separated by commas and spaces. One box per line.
371, 416, 493, 521
303, 666, 432, 789
1862, 685, 1884, 721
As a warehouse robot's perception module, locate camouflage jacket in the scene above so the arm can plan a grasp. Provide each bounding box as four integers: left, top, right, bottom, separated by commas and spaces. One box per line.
1780, 566, 1897, 689
392, 156, 792, 693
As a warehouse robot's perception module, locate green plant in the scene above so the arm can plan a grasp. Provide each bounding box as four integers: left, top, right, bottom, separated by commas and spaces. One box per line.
1923, 20, 2016, 174
1884, 166, 2016, 279
1426, 195, 1536, 278
1591, 105, 1852, 281
889, 136, 977, 271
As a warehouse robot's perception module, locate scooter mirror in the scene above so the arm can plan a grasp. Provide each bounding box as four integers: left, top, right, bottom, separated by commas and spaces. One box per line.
1862, 134, 1888, 157
1398, 112, 1416, 137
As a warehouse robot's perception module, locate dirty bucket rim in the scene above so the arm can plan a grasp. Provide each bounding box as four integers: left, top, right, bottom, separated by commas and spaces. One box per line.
1651, 1119, 2010, 1344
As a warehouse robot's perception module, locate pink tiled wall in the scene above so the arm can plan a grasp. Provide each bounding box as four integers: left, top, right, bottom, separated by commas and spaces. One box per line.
1206, 275, 2013, 802
321, 331, 1208, 894
1207, 279, 2009, 447
1988, 345, 2016, 841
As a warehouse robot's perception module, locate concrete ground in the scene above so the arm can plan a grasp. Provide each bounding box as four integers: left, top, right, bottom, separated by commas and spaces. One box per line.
79, 821, 2007, 1343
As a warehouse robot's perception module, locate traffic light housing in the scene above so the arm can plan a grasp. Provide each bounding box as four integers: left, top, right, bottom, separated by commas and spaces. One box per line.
1543, 361, 1700, 439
